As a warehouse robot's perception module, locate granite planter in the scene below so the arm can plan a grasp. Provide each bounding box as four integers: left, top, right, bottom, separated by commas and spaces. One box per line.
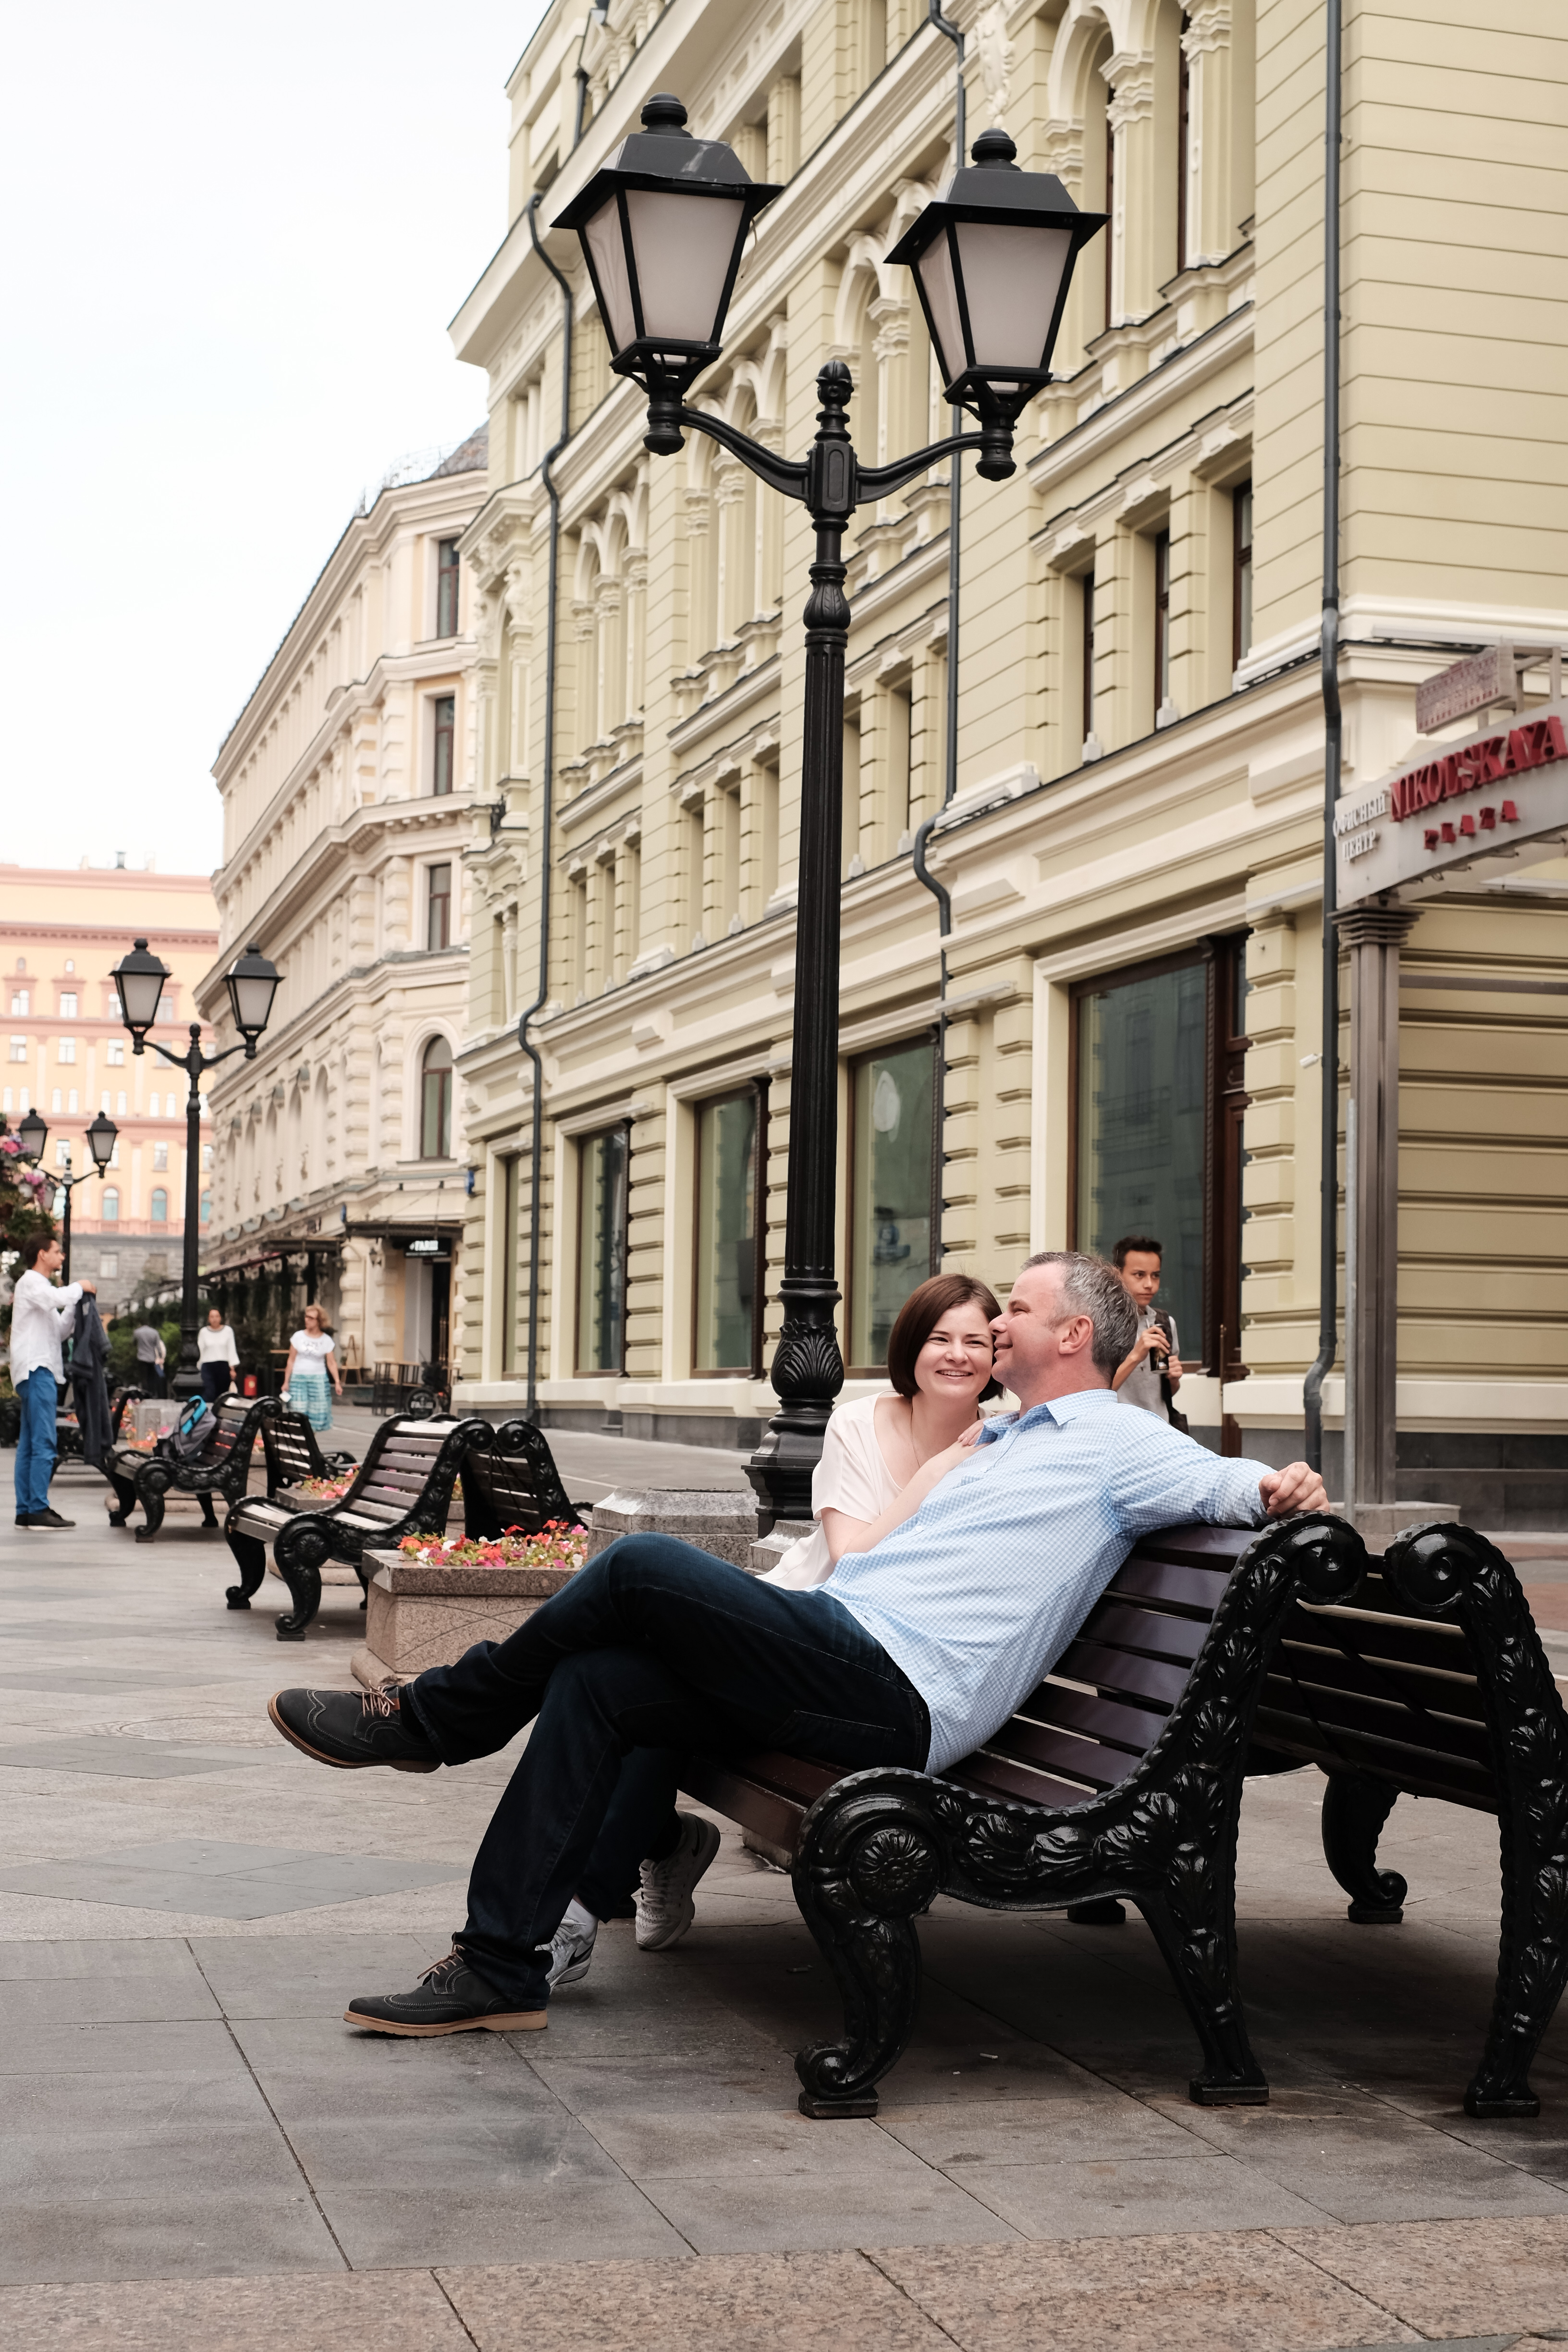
353, 1546, 577, 1690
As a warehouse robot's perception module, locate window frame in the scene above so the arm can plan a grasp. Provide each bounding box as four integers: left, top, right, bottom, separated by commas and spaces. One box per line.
427, 862, 453, 952
150, 1186, 169, 1223
1081, 570, 1097, 745
845, 1032, 940, 1379
418, 1035, 454, 1160
436, 538, 461, 639
1153, 529, 1172, 716
1067, 933, 1250, 1381
432, 694, 456, 796
1232, 481, 1253, 669
574, 1121, 632, 1377
690, 1081, 768, 1379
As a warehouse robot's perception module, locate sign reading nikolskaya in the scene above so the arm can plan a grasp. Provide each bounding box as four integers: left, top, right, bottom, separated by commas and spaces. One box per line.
1335, 701, 1568, 907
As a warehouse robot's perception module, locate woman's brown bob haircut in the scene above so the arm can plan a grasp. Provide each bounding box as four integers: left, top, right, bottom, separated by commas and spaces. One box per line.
884, 1273, 1002, 1400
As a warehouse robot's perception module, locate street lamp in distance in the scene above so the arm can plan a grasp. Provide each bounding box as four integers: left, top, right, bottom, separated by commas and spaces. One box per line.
109, 937, 282, 1399
556, 100, 1102, 1518
13, 1106, 118, 1282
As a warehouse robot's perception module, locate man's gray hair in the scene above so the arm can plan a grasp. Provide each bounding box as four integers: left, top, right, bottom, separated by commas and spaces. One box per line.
1022, 1250, 1139, 1380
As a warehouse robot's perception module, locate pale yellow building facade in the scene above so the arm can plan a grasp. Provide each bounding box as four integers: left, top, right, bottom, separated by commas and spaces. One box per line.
448, 0, 1566, 1522
0, 862, 219, 1310
197, 436, 489, 1382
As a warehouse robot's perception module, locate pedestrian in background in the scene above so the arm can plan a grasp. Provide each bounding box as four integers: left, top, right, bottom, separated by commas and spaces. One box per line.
282, 1304, 343, 1431
10, 1232, 96, 1530
197, 1308, 239, 1404
1110, 1234, 1187, 1429
133, 1318, 165, 1397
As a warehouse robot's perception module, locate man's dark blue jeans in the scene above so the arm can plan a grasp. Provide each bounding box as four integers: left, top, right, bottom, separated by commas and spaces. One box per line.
401, 1533, 931, 2009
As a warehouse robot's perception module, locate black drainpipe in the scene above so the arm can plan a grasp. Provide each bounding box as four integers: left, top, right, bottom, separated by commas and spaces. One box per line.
910, 0, 966, 1259
1303, 0, 1342, 1477
518, 192, 573, 1422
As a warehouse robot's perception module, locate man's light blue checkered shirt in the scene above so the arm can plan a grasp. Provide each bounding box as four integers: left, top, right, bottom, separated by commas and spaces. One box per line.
821, 1388, 1271, 1775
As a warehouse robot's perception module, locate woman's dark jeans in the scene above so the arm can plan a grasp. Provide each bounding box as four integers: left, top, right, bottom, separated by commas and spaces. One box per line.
200, 1364, 232, 1404
402, 1533, 930, 2008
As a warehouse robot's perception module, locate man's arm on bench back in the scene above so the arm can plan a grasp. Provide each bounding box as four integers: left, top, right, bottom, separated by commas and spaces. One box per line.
1110, 1420, 1327, 1541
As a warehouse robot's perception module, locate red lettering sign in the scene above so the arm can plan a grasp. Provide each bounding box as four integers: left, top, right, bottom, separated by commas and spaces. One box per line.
1391, 712, 1566, 822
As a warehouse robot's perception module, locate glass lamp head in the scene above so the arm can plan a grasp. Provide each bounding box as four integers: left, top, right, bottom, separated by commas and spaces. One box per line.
111, 939, 169, 1047
86, 1110, 118, 1172
554, 93, 783, 421
17, 1106, 47, 1163
224, 943, 282, 1054
887, 130, 1105, 431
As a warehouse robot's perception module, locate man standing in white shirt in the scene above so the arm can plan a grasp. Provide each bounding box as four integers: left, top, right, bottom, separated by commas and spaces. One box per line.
9, 1233, 95, 1530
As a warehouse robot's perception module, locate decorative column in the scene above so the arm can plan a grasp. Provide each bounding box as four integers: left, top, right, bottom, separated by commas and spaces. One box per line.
1338, 902, 1416, 1513
1182, 0, 1237, 267
1103, 52, 1157, 322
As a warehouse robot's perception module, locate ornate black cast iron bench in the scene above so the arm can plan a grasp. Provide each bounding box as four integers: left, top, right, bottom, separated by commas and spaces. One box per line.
220, 1408, 360, 1616
1250, 1519, 1568, 2119
222, 1414, 586, 1641
105, 1394, 279, 1541
680, 1513, 1367, 2121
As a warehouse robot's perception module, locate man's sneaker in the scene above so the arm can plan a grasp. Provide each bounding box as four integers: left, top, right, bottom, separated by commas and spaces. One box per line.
268, 1685, 440, 1773
19, 1513, 72, 1530
37, 1508, 75, 1528
345, 1949, 545, 2037
547, 1914, 597, 1990
635, 1813, 722, 1951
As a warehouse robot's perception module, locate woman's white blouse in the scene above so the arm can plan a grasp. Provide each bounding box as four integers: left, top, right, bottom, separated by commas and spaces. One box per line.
764, 1394, 902, 1589
289, 1331, 335, 1361
197, 1324, 239, 1365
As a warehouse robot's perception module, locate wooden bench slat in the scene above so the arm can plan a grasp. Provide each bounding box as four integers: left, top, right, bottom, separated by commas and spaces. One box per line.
945, 1754, 1096, 1808
1107, 1556, 1231, 1615
1057, 1638, 1192, 1710
1273, 1638, 1488, 1726
1078, 1600, 1209, 1664
678, 1757, 806, 1859
984, 1716, 1139, 1790
1260, 1672, 1493, 1764
1290, 1603, 1473, 1677
1252, 1707, 1496, 1802
1019, 1680, 1171, 1753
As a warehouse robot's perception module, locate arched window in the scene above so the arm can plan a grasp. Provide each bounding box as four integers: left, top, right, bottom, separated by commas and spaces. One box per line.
419, 1036, 453, 1159
150, 1187, 168, 1223
101, 1187, 120, 1222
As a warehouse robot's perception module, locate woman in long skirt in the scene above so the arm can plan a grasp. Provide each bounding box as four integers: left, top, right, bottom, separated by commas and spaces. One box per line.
282, 1304, 343, 1430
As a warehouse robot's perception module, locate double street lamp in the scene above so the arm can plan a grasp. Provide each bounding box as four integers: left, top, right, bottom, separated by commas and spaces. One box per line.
110, 938, 283, 1400
556, 98, 1102, 1518
14, 1106, 119, 1281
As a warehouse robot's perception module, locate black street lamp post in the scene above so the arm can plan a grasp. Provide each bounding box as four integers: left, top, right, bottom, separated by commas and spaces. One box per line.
110, 939, 282, 1401
558, 99, 1101, 1519
15, 1108, 121, 1283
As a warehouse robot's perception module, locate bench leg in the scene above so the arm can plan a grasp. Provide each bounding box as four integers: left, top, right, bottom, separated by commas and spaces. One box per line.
197, 1492, 219, 1530
791, 1850, 927, 2121
224, 1531, 268, 1609
1322, 1772, 1406, 1923
106, 1470, 138, 1528
1137, 1878, 1269, 2108
274, 1559, 323, 1641
133, 1475, 169, 1542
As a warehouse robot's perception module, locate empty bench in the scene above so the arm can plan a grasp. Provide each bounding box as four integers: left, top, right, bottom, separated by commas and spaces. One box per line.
222, 1407, 361, 1615
223, 1413, 588, 1640
1250, 1518, 1568, 2119
105, 1394, 278, 1541
681, 1513, 1368, 2120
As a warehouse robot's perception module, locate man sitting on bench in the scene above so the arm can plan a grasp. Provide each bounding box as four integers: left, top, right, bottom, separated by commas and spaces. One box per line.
268, 1250, 1326, 2036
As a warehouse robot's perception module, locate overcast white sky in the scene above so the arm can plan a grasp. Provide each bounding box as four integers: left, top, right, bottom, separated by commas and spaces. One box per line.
1, 0, 548, 878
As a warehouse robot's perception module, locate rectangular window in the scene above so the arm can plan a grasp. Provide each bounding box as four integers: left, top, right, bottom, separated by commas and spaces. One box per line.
107, 1040, 125, 1065
153, 1142, 169, 1170
1073, 956, 1208, 1357
116, 1090, 127, 1115
432, 694, 455, 796
1, 1088, 9, 1112
886, 681, 912, 845
693, 1088, 764, 1374
100, 1251, 118, 1274
501, 1154, 520, 1378
437, 539, 461, 638
10, 990, 28, 1015
51, 1088, 61, 1112
60, 992, 77, 1018
202, 1144, 214, 1171
576, 1126, 630, 1374
1153, 530, 1172, 718
149, 1092, 159, 1116
849, 1039, 937, 1373
55, 1141, 70, 1169
427, 863, 453, 951
1081, 571, 1097, 747
7, 1038, 23, 1062
1233, 482, 1253, 668
67, 1089, 78, 1113
57, 1037, 76, 1064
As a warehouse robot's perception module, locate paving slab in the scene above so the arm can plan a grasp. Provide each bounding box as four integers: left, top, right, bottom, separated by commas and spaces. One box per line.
0, 2272, 471, 2352
0, 1837, 464, 1919
0, 1736, 273, 1777
1279, 2214, 1568, 2339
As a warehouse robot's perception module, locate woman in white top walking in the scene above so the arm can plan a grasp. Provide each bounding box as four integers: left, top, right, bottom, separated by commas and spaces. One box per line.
767, 1271, 1004, 1588
282, 1304, 343, 1431
197, 1308, 240, 1404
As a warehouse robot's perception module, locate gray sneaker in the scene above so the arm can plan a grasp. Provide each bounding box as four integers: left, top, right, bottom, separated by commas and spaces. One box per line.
635, 1813, 722, 1951
546, 1915, 597, 1990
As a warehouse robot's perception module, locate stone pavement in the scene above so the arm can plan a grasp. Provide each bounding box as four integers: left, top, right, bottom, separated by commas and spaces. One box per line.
2, 1449, 1568, 2349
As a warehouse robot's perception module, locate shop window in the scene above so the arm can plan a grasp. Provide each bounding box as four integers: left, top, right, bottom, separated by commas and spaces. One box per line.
1072, 936, 1250, 1385
151, 1188, 169, 1223
432, 695, 456, 796
693, 1088, 765, 1374
436, 539, 461, 638
1233, 482, 1253, 666
848, 1039, 937, 1372
428, 862, 453, 950
576, 1125, 630, 1374
419, 1036, 453, 1159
